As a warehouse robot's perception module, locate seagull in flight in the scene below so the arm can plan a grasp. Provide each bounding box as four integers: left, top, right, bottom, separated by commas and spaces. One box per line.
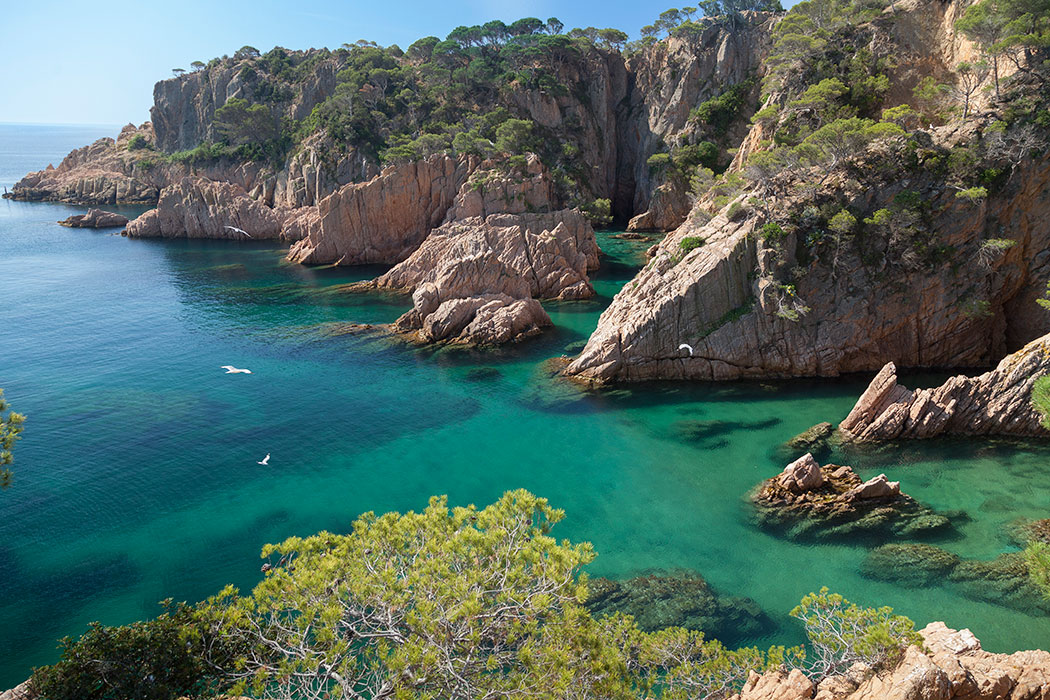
221, 365, 252, 374
224, 225, 252, 238
257, 453, 271, 465
678, 343, 694, 356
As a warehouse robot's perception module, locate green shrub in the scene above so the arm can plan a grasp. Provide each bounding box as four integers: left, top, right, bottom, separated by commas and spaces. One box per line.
125, 134, 151, 151
679, 236, 706, 253
955, 186, 988, 204
1032, 375, 1050, 430
1026, 542, 1050, 598
581, 198, 613, 227
30, 602, 237, 700
791, 587, 922, 678
761, 221, 787, 242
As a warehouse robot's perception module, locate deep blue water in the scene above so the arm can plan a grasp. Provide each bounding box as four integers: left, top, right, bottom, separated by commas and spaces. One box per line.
1, 124, 1049, 688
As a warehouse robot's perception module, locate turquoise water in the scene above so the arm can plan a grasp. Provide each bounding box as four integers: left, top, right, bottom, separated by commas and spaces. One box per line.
2, 124, 1049, 687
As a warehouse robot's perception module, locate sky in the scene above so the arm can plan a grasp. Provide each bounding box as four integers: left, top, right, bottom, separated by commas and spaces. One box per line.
0, 0, 796, 126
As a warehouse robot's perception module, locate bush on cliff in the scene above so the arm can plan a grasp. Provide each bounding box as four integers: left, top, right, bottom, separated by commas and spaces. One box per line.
29, 602, 239, 700
32, 492, 927, 699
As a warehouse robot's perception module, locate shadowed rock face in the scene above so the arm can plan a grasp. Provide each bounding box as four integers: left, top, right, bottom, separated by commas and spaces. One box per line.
839, 333, 1050, 442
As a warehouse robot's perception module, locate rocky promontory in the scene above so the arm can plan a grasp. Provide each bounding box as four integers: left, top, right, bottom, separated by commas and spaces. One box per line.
840, 333, 1050, 442
751, 453, 954, 541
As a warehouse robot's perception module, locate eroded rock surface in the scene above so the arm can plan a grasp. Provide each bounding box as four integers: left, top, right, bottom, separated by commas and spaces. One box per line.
840, 333, 1050, 441
58, 209, 129, 228
729, 623, 1050, 700
125, 177, 297, 240
286, 154, 476, 265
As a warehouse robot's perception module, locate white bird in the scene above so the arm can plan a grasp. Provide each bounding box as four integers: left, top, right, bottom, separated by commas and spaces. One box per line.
221, 365, 252, 374
224, 225, 252, 238
257, 453, 270, 465
678, 343, 694, 356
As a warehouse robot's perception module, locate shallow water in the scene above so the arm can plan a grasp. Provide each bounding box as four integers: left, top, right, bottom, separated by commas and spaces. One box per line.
1, 125, 1049, 687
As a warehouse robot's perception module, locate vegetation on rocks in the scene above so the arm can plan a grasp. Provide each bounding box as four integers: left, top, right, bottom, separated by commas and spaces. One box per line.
28, 491, 929, 700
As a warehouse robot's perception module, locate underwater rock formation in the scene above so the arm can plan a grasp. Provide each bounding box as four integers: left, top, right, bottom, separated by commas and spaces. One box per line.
586, 571, 771, 646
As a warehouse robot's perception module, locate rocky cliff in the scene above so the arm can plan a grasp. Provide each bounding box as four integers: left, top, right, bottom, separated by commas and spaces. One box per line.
124, 177, 302, 240
286, 154, 476, 265
730, 622, 1049, 700
839, 332, 1050, 441
565, 116, 1050, 382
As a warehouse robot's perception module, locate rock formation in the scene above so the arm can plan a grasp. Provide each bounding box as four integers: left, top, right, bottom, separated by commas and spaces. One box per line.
566, 118, 1050, 383
378, 209, 598, 346
752, 454, 953, 541
124, 177, 299, 240
839, 333, 1050, 442
729, 622, 1050, 700
57, 209, 129, 228
286, 154, 476, 265
586, 571, 771, 647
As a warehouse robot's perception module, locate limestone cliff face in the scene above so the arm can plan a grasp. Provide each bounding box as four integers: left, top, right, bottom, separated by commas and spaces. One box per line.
728, 622, 1049, 700
839, 332, 1050, 442
286, 154, 476, 265
124, 177, 299, 240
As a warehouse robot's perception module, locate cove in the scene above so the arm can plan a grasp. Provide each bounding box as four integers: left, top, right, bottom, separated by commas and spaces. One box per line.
1, 125, 1048, 689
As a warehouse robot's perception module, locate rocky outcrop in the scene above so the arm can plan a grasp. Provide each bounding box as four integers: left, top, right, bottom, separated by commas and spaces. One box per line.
57, 209, 129, 228
7, 124, 161, 205
752, 454, 953, 541
376, 209, 598, 346
0, 681, 33, 700
616, 14, 774, 226
124, 177, 300, 240
286, 154, 476, 265
840, 333, 1050, 442
731, 623, 1050, 700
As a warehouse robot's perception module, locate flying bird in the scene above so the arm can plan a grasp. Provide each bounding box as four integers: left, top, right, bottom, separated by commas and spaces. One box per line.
221, 365, 252, 374
678, 343, 694, 356
257, 453, 270, 465
224, 225, 252, 238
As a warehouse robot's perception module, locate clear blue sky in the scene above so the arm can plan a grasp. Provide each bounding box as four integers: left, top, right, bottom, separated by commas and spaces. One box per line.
0, 0, 797, 126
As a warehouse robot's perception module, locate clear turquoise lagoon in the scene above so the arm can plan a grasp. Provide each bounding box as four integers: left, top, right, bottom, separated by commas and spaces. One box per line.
1, 124, 1048, 688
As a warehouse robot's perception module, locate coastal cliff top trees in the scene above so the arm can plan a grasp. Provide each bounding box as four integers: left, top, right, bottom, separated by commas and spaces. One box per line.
0, 388, 24, 489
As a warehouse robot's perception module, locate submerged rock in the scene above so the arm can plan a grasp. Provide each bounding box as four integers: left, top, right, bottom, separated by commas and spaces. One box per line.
586, 571, 771, 645
840, 334, 1050, 442
785, 422, 834, 451
57, 208, 129, 228
751, 455, 953, 542
860, 544, 961, 587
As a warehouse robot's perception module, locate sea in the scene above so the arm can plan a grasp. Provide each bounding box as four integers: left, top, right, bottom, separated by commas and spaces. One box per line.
1, 123, 1048, 687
